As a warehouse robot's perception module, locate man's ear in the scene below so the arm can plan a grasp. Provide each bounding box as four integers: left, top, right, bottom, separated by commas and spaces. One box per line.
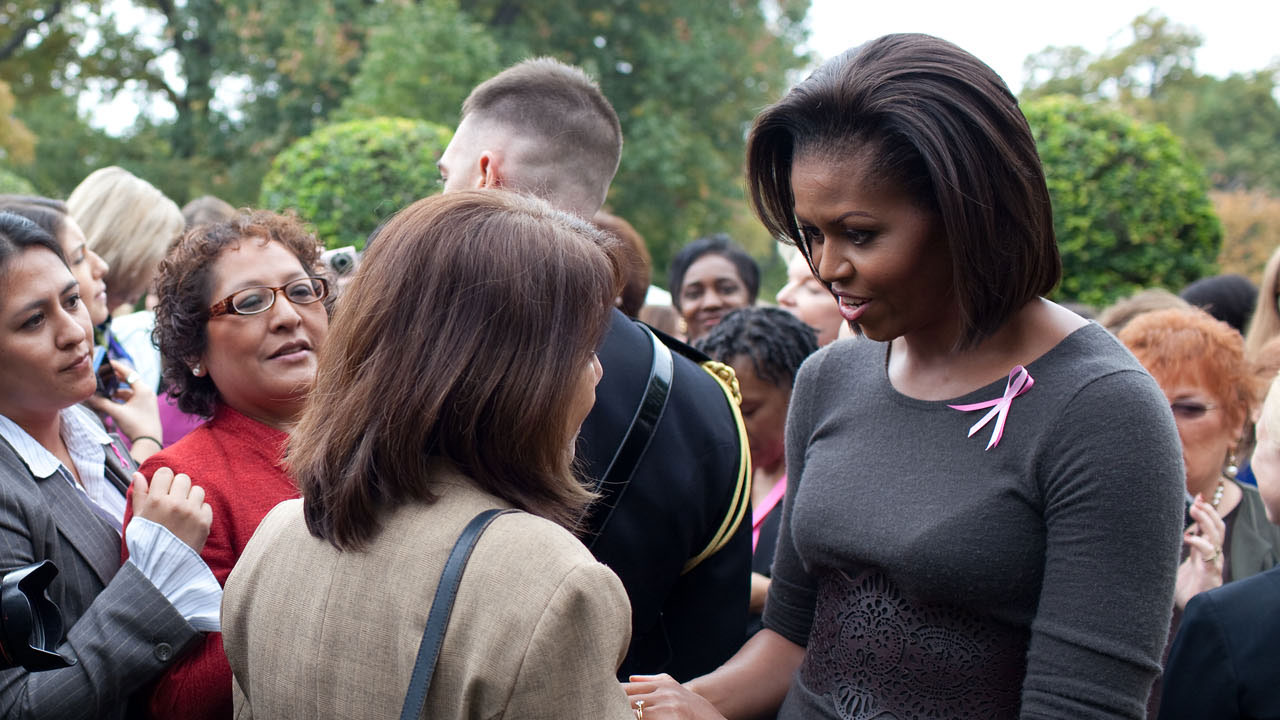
478, 150, 504, 189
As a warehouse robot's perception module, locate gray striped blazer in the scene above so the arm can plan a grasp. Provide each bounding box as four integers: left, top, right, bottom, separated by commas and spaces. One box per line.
0, 426, 198, 719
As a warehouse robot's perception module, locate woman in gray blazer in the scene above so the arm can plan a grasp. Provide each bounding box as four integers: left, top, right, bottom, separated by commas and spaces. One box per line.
0, 211, 217, 719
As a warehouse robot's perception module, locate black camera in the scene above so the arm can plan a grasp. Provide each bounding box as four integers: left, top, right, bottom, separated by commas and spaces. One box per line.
0, 561, 75, 671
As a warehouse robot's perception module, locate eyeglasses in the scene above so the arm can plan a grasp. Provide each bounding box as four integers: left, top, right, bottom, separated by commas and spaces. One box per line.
208, 277, 329, 318
1170, 400, 1216, 421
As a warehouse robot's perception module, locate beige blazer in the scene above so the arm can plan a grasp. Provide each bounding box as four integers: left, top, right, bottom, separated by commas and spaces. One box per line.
222, 465, 634, 719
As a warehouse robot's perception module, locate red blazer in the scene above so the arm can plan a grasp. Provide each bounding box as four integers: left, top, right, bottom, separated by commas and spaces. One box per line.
122, 404, 298, 720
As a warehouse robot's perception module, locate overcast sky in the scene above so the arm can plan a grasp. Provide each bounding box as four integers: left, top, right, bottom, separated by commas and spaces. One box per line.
803, 0, 1279, 92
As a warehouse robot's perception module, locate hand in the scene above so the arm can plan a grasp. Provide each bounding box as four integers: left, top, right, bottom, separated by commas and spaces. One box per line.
1174, 494, 1226, 610
131, 468, 212, 552
83, 360, 163, 461
623, 674, 727, 720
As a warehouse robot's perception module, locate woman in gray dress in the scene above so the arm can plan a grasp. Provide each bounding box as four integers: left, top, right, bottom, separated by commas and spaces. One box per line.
625, 33, 1185, 720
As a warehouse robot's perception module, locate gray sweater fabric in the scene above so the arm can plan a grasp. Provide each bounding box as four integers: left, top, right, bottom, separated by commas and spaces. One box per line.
764, 322, 1185, 719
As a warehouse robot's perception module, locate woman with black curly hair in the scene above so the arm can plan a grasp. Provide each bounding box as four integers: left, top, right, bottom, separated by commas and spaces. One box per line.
119, 210, 331, 720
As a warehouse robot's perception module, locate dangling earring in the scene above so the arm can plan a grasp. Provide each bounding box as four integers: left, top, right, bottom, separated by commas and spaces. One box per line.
1224, 447, 1240, 480
192, 363, 203, 377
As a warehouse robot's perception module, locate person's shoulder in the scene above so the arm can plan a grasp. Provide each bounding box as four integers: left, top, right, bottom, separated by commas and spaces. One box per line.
1189, 564, 1280, 623
1042, 322, 1146, 381
481, 511, 599, 570
138, 422, 219, 476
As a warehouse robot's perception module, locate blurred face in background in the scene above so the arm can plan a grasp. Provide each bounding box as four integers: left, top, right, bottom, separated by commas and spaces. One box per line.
1253, 414, 1280, 522
777, 252, 843, 346
1148, 366, 1241, 497
58, 218, 111, 326
678, 253, 751, 342
727, 354, 790, 474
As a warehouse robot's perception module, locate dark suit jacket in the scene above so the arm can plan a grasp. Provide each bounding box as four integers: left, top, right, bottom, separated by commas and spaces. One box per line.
579, 309, 751, 681
0, 424, 198, 719
1159, 565, 1280, 720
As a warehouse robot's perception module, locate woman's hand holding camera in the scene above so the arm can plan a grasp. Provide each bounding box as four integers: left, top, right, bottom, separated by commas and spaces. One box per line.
131, 467, 212, 553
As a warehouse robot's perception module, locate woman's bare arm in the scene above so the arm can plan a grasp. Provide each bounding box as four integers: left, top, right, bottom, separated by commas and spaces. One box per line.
624, 629, 804, 720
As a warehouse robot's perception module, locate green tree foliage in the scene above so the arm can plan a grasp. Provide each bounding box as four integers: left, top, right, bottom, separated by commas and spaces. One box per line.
338, 1, 500, 127
259, 117, 450, 249
1025, 96, 1221, 306
1023, 11, 1280, 193
1, 0, 808, 271
457, 0, 811, 277
0, 78, 34, 164
0, 165, 34, 193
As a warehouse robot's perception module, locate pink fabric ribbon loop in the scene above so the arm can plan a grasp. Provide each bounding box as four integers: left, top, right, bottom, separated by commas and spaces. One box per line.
947, 365, 1035, 451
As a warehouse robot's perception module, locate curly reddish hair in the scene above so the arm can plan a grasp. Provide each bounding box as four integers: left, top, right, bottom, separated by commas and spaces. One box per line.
153, 210, 325, 417
1119, 307, 1258, 435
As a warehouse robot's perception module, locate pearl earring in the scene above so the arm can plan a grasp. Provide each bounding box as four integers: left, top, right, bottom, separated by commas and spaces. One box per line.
192, 363, 203, 377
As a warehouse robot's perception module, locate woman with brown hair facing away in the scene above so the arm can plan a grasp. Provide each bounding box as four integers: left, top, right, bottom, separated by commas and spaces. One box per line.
626, 33, 1184, 719
221, 190, 635, 719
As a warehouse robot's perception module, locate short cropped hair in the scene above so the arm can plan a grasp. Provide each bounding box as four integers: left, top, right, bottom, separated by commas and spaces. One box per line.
292, 190, 622, 550
668, 234, 761, 312
67, 167, 184, 310
181, 195, 238, 230
1119, 307, 1257, 435
153, 210, 325, 418
695, 307, 818, 390
747, 33, 1059, 348
462, 58, 622, 215
1098, 288, 1191, 335
1180, 274, 1257, 336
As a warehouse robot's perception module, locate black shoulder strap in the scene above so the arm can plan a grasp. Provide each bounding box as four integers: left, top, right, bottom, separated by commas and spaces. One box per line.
399, 507, 516, 720
585, 322, 673, 548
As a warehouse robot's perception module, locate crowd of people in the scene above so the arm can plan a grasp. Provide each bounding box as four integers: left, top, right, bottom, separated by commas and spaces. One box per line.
0, 30, 1277, 720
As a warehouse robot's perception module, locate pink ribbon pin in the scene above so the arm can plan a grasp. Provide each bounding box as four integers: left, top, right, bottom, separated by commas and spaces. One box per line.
948, 365, 1034, 450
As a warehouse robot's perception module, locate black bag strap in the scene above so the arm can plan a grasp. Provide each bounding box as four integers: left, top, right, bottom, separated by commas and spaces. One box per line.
399, 507, 516, 720
585, 322, 673, 548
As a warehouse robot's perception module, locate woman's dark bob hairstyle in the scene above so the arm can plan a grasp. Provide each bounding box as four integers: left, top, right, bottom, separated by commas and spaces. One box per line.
747, 33, 1060, 348
153, 210, 325, 418
292, 190, 622, 551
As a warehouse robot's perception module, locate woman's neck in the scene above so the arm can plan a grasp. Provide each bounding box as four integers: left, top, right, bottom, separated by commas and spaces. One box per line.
888, 299, 1086, 401
1190, 473, 1242, 516
5, 407, 64, 456
751, 462, 786, 508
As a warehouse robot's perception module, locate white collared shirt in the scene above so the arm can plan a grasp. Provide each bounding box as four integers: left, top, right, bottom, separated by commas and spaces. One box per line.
0, 406, 220, 631
0, 405, 126, 531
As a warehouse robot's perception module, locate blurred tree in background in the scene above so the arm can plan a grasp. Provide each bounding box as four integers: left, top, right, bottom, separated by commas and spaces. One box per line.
0, 0, 809, 285
260, 117, 451, 249
1025, 95, 1220, 306
1023, 10, 1280, 194
1022, 10, 1280, 291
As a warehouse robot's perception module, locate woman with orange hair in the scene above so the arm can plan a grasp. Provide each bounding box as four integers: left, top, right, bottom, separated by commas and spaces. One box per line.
1119, 308, 1280, 608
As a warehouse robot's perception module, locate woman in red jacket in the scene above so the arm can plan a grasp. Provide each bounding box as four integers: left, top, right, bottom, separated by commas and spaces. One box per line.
121, 210, 330, 720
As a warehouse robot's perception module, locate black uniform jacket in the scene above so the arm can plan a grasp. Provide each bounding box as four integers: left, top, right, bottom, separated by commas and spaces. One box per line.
578, 308, 751, 681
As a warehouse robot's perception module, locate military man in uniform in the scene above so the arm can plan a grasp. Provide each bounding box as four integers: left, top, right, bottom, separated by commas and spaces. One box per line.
437, 58, 752, 680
